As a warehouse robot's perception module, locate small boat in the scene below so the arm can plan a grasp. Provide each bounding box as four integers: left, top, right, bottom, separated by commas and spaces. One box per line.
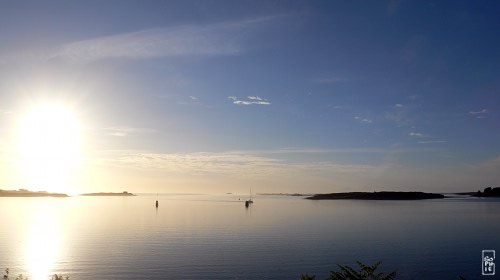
244, 188, 254, 207
155, 193, 159, 208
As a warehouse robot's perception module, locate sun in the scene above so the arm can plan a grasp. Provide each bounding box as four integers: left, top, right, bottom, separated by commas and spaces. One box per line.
16, 103, 81, 193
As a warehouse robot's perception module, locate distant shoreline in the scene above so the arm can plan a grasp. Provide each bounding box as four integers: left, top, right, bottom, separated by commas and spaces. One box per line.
455, 187, 500, 198
258, 193, 312, 197
0, 189, 68, 197
306, 191, 445, 200
80, 191, 135, 196
0, 189, 137, 197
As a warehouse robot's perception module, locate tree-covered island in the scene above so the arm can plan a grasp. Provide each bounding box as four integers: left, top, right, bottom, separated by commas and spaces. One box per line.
306, 191, 445, 200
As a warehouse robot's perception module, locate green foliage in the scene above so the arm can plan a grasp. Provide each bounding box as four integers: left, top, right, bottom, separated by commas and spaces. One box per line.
300, 262, 396, 280
301, 261, 468, 280
326, 261, 396, 280
3, 268, 29, 280
300, 273, 316, 280
3, 269, 68, 280
51, 275, 69, 280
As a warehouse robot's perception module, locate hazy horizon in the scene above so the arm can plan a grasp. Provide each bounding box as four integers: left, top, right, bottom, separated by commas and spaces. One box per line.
0, 1, 498, 195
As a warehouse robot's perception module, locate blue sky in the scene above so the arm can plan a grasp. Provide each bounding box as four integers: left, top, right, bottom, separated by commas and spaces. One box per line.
0, 1, 498, 194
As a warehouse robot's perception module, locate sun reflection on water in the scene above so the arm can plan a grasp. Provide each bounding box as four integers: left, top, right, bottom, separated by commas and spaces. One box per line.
25, 203, 62, 280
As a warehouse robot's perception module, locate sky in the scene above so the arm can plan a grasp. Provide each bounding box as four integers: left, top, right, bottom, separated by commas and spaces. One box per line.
0, 0, 498, 194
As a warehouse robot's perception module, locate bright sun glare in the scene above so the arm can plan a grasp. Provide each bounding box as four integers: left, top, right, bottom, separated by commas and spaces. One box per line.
17, 103, 81, 194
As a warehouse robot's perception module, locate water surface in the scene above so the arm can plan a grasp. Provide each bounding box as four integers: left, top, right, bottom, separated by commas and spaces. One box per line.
1, 194, 499, 279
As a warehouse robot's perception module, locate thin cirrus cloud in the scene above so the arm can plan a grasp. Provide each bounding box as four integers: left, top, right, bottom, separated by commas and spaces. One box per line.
227, 146, 433, 156
102, 126, 156, 137
409, 132, 428, 138
51, 15, 285, 63
228, 96, 271, 106
418, 140, 447, 144
469, 109, 488, 114
469, 109, 488, 118
409, 132, 446, 144
97, 150, 377, 179
354, 116, 372, 124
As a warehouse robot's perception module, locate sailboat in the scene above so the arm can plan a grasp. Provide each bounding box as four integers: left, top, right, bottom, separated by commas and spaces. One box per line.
245, 188, 254, 207
155, 193, 159, 208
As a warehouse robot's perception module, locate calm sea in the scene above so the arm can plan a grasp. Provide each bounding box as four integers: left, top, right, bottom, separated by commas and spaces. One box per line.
0, 194, 499, 279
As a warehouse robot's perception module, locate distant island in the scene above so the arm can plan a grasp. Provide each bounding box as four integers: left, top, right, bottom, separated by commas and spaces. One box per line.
81, 191, 135, 196
259, 193, 312, 197
0, 189, 68, 197
306, 191, 445, 200
456, 187, 500, 198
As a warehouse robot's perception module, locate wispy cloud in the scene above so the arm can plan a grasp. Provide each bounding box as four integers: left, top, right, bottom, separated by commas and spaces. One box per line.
354, 116, 373, 124
409, 132, 445, 144
469, 109, 488, 118
418, 140, 447, 144
409, 132, 428, 138
93, 150, 377, 179
248, 96, 264, 101
85, 147, 475, 192
229, 96, 271, 106
228, 147, 432, 156
51, 15, 284, 63
102, 126, 156, 137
